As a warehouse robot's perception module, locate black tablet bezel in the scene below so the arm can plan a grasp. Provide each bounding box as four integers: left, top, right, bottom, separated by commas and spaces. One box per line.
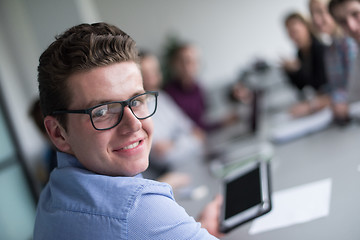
219, 160, 271, 233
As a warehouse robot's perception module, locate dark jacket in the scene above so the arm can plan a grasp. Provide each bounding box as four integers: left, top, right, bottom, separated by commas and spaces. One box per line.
285, 35, 329, 100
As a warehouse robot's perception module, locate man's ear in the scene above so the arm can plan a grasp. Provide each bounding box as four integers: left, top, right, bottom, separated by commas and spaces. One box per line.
44, 116, 72, 153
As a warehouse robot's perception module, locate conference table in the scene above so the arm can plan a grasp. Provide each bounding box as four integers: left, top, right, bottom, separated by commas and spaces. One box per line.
175, 116, 360, 240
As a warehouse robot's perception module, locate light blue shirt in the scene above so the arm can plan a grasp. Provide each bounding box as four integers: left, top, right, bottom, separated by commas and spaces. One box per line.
33, 152, 217, 239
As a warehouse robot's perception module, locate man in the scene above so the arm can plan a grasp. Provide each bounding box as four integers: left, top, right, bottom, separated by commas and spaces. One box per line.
33, 22, 222, 239
329, 0, 360, 103
140, 51, 205, 171
329, 0, 360, 43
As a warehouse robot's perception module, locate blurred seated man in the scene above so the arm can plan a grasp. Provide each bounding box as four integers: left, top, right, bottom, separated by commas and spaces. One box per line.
309, 0, 358, 125
140, 51, 205, 174
329, 0, 360, 109
164, 43, 238, 131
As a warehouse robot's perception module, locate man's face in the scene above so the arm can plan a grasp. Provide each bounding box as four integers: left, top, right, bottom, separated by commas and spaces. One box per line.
332, 0, 360, 43
173, 46, 199, 83
63, 62, 153, 177
141, 55, 162, 91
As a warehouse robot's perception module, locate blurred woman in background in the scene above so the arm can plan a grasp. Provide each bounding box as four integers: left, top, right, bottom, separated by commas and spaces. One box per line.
282, 12, 331, 118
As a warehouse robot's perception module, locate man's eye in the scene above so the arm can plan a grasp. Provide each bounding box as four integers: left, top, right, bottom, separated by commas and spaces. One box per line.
130, 100, 142, 107
92, 107, 108, 118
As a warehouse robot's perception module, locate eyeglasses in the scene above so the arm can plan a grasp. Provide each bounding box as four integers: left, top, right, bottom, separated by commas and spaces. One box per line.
52, 91, 158, 131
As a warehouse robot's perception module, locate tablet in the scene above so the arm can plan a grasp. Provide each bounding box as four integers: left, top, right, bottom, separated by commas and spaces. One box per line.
220, 160, 271, 233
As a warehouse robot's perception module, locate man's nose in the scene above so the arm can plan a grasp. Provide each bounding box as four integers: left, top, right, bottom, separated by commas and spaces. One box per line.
116, 106, 141, 134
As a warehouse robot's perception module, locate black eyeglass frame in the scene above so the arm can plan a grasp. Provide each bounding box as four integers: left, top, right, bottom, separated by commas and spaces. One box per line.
52, 91, 158, 131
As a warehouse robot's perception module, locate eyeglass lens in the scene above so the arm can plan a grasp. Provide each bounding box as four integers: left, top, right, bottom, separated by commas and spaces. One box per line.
90, 93, 156, 130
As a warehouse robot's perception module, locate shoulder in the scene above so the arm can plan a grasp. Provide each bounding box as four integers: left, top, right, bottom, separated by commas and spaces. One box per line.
127, 183, 216, 239
34, 171, 174, 239
343, 37, 358, 53
34, 156, 179, 240
334, 36, 352, 46
343, 36, 357, 46
42, 168, 173, 218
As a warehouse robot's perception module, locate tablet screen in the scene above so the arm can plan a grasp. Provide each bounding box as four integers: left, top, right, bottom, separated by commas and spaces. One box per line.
220, 161, 271, 233
225, 167, 261, 219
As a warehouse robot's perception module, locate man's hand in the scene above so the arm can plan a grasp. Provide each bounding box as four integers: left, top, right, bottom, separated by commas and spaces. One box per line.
198, 195, 224, 238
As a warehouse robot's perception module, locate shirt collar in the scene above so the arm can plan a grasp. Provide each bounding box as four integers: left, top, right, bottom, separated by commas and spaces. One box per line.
56, 151, 143, 178
57, 151, 85, 169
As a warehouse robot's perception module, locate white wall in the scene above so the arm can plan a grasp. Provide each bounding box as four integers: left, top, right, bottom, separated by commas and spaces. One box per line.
0, 0, 309, 183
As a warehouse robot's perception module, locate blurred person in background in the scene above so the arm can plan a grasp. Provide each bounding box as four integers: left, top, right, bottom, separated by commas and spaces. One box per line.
329, 0, 360, 109
164, 43, 238, 131
282, 12, 331, 118
309, 0, 358, 125
140, 51, 206, 188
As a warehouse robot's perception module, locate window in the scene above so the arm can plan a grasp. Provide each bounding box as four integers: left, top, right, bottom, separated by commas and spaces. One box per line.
0, 85, 37, 240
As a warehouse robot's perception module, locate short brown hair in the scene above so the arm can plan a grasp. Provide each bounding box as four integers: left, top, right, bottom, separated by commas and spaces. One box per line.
38, 22, 139, 130
284, 12, 311, 30
329, 0, 360, 17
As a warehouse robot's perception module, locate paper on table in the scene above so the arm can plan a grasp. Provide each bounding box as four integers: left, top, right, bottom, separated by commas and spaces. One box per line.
249, 178, 332, 235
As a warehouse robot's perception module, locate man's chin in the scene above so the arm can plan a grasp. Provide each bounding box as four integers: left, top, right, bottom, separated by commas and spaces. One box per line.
126, 159, 149, 177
